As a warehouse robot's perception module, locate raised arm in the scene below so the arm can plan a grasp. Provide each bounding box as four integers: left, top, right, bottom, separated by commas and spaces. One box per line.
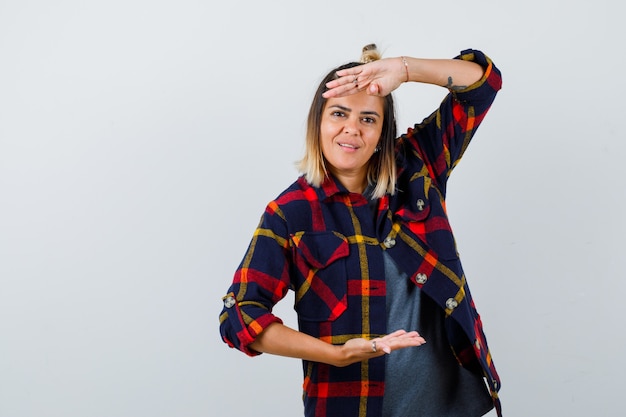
323, 54, 484, 98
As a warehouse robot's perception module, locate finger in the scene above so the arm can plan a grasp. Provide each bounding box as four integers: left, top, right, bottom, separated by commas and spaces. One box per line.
384, 330, 424, 340
367, 83, 380, 96
323, 82, 361, 99
324, 73, 361, 94
324, 78, 350, 90
400, 333, 426, 345
382, 337, 425, 353
325, 69, 362, 88
395, 331, 426, 343
384, 329, 408, 338
335, 68, 362, 79
382, 330, 426, 347
371, 339, 391, 355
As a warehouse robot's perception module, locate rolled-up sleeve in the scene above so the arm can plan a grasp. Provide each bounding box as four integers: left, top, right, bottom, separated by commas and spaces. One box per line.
219, 202, 291, 356
452, 49, 503, 106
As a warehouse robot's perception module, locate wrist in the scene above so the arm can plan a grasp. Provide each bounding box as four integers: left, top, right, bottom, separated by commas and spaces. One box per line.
400, 56, 410, 82
332, 344, 352, 367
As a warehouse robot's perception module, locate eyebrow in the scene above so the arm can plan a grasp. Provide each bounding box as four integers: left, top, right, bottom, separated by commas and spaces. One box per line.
328, 104, 381, 118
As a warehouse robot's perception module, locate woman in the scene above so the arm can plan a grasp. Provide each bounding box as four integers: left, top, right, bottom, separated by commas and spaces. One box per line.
219, 44, 503, 417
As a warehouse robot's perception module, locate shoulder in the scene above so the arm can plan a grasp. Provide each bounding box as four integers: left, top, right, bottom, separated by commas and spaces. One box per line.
264, 176, 328, 233
271, 176, 311, 205
263, 176, 316, 219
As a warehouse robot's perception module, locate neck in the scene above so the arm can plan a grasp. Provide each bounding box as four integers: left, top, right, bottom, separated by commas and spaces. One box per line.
334, 171, 367, 194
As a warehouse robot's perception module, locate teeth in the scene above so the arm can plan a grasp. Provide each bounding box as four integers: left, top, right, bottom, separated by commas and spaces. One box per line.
339, 143, 357, 149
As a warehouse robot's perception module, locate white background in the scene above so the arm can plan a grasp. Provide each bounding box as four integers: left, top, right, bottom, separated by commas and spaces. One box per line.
1, 1, 624, 416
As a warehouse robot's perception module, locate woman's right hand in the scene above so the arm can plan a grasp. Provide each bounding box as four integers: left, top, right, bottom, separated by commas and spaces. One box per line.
334, 329, 426, 367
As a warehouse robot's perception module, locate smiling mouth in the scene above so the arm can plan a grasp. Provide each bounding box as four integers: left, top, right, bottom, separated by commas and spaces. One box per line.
339, 143, 359, 149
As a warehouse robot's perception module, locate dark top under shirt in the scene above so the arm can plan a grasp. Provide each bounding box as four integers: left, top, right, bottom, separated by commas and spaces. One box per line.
381, 252, 493, 417
362, 188, 493, 417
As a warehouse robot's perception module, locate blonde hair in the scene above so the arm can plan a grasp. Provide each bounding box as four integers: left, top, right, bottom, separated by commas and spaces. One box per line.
297, 44, 398, 199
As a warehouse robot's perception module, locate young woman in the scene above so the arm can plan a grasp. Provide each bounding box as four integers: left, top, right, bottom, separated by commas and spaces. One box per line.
219, 44, 503, 417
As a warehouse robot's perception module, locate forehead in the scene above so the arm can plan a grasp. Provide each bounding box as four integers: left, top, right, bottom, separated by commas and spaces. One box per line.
324, 91, 385, 114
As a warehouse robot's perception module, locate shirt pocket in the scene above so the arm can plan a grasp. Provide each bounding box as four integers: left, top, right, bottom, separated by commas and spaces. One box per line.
290, 231, 349, 322
395, 176, 433, 241
396, 176, 459, 261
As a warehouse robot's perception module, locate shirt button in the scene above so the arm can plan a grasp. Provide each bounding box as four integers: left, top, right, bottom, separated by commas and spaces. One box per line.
415, 273, 428, 284
416, 199, 426, 211
223, 295, 236, 308
445, 298, 458, 310
475, 339, 481, 350
383, 237, 396, 248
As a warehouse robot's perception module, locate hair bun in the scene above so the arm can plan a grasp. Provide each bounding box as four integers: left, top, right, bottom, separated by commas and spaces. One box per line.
360, 43, 381, 63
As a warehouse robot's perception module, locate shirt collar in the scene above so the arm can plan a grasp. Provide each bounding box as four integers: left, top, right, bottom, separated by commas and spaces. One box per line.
297, 174, 359, 202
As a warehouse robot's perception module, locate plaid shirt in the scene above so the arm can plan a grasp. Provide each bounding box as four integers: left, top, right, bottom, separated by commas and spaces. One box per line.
220, 49, 503, 417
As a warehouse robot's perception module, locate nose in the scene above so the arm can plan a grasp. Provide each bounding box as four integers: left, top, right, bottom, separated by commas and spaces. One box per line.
343, 116, 359, 135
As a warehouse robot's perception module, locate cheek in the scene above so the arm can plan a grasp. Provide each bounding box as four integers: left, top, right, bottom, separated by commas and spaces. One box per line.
320, 125, 339, 147
367, 129, 383, 146
319, 131, 330, 150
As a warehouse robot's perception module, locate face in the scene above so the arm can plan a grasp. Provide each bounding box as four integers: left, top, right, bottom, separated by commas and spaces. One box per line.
320, 91, 385, 192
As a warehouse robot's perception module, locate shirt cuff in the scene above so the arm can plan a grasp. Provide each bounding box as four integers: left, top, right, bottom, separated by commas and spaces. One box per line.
451, 49, 502, 101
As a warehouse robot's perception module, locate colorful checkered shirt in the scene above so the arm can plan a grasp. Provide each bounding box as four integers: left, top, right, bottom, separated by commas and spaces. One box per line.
220, 49, 503, 417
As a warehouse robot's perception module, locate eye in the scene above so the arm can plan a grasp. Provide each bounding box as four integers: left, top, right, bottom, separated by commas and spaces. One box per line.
361, 116, 376, 124
331, 110, 346, 118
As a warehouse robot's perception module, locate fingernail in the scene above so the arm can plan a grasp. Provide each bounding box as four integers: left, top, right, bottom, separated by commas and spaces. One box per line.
383, 347, 391, 354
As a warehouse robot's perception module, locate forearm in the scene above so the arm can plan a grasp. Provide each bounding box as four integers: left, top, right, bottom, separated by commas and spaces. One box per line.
249, 322, 427, 367
403, 57, 484, 90
249, 322, 344, 366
